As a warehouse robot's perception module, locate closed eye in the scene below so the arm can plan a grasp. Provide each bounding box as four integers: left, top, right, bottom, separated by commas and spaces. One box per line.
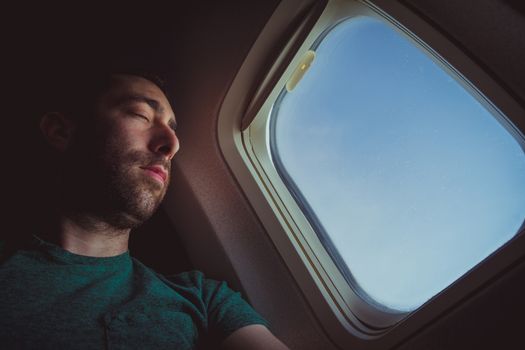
133, 113, 150, 122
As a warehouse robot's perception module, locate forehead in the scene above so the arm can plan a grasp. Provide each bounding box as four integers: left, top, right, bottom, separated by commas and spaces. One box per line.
102, 74, 175, 119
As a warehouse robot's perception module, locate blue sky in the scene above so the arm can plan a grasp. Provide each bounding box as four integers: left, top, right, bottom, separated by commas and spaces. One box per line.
273, 16, 525, 312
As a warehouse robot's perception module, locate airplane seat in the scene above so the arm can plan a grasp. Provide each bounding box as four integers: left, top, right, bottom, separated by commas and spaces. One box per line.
129, 208, 193, 276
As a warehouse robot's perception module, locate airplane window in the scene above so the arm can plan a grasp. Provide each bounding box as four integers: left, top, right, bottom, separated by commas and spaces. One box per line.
270, 16, 525, 312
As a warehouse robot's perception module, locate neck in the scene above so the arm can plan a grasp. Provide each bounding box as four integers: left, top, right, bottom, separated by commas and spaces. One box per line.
43, 212, 131, 257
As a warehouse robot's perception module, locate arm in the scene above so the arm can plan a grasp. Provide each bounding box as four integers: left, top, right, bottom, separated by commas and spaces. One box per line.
220, 324, 290, 350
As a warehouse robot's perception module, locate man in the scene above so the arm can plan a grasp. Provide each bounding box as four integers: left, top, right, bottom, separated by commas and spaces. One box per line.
0, 71, 289, 349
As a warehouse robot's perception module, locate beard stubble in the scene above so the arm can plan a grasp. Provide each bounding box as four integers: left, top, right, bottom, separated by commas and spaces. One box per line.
61, 136, 170, 230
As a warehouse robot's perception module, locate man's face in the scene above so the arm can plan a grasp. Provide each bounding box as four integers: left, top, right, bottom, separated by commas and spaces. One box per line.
64, 74, 179, 229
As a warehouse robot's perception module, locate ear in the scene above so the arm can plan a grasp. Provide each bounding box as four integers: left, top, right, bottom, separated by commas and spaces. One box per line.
40, 112, 76, 152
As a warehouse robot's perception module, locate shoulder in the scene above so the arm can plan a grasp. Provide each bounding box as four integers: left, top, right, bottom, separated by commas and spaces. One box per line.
160, 270, 226, 300
159, 269, 258, 319
131, 263, 218, 301
165, 271, 270, 342
132, 264, 270, 342
163, 270, 207, 286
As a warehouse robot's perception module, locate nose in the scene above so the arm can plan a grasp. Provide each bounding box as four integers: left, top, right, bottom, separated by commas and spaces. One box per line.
149, 123, 180, 160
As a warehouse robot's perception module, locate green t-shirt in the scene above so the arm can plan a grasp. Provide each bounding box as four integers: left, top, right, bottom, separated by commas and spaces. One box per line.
0, 236, 267, 349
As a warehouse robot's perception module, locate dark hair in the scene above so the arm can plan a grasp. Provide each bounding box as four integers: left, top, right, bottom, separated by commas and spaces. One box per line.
37, 66, 172, 125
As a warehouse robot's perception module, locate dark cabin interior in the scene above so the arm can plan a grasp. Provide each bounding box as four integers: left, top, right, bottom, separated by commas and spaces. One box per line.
4, 1, 525, 349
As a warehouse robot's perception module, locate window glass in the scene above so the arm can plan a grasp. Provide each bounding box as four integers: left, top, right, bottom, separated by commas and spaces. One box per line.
270, 16, 525, 312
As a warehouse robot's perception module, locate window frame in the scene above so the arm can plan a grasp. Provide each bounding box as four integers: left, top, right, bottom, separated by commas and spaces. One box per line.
217, 0, 525, 347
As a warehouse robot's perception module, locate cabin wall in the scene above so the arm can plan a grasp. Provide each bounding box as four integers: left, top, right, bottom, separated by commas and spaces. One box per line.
163, 2, 337, 349
165, 1, 525, 349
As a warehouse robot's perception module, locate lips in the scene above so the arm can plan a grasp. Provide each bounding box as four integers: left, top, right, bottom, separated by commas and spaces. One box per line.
140, 165, 168, 183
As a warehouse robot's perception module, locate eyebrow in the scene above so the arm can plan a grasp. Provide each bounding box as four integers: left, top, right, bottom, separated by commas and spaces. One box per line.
120, 94, 177, 131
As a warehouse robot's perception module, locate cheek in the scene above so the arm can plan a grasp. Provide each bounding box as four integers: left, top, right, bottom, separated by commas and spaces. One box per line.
90, 115, 151, 162
103, 131, 152, 171
104, 124, 146, 153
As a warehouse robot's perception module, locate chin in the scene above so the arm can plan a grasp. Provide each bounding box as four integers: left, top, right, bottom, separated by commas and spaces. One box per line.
104, 171, 167, 229
111, 212, 151, 230
126, 191, 164, 227
104, 201, 158, 230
